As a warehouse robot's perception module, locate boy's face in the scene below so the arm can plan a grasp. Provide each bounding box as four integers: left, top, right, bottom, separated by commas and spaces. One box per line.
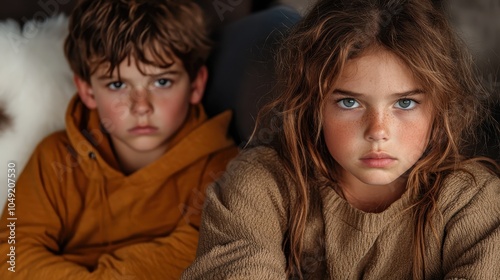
75, 56, 206, 156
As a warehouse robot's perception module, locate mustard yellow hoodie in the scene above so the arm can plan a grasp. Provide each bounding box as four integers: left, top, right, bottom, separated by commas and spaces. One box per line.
0, 95, 238, 279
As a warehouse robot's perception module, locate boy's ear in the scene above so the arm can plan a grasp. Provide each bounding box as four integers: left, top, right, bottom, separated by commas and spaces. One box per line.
189, 66, 208, 104
74, 75, 97, 109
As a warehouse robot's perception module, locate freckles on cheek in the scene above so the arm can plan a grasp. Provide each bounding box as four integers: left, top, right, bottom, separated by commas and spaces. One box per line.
159, 100, 181, 115
400, 121, 431, 151
326, 120, 357, 148
105, 103, 121, 118
98, 99, 128, 122
334, 122, 353, 140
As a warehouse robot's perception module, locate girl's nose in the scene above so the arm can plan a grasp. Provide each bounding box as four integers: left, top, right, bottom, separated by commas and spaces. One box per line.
364, 110, 390, 142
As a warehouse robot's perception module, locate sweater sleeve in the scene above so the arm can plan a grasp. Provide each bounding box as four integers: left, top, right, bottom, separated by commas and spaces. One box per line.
181, 147, 289, 280
442, 173, 500, 279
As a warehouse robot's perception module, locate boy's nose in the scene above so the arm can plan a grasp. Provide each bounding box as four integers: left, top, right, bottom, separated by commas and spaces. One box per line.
364, 110, 390, 142
130, 89, 153, 115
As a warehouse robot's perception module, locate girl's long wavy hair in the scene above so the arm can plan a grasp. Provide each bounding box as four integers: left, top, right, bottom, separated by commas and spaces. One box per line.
251, 0, 499, 278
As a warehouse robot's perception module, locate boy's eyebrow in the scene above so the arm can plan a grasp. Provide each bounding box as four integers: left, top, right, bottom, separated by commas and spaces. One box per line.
95, 70, 181, 80
147, 70, 181, 78
332, 89, 425, 97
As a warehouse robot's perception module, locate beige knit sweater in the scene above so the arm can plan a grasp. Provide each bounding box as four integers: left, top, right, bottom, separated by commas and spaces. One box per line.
182, 147, 500, 279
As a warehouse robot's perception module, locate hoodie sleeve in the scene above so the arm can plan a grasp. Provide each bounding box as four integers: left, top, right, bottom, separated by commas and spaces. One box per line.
91, 219, 198, 279
86, 146, 239, 280
0, 136, 92, 280
0, 142, 238, 280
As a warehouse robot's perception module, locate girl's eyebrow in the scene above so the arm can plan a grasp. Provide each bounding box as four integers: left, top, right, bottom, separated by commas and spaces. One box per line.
332, 89, 425, 97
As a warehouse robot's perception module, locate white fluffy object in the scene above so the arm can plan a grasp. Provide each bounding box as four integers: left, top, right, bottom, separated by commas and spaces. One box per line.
0, 15, 75, 213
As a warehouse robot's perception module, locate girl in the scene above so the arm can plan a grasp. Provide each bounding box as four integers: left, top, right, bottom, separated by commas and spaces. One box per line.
182, 0, 500, 279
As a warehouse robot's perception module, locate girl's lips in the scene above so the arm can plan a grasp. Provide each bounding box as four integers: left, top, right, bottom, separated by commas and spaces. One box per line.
360, 158, 396, 168
360, 152, 396, 168
128, 126, 158, 135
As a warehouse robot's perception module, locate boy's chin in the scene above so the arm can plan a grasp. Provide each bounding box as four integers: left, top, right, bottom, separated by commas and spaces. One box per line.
125, 139, 170, 153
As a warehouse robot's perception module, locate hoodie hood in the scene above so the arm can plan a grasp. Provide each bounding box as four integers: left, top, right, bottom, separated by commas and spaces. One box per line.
65, 94, 234, 184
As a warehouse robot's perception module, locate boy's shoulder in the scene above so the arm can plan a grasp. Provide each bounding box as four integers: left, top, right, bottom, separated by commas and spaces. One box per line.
33, 130, 72, 158
19, 129, 76, 186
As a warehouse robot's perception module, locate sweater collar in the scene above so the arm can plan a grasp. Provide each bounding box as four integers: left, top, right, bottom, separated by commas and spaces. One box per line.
318, 184, 413, 233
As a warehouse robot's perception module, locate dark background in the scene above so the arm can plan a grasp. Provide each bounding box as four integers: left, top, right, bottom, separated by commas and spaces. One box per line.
0, 0, 277, 33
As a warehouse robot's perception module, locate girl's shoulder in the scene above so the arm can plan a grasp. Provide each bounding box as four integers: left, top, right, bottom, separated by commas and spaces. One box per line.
227, 146, 287, 176
203, 146, 295, 231
214, 145, 296, 201
442, 162, 499, 192
438, 162, 500, 218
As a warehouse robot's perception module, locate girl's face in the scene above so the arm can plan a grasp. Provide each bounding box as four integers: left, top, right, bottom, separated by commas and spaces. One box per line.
322, 48, 433, 190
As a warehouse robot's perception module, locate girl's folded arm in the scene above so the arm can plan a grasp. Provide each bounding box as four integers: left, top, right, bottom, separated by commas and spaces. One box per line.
181, 149, 290, 280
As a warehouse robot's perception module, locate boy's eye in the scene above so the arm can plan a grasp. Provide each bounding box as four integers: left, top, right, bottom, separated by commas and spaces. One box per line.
395, 99, 417, 109
108, 81, 126, 90
154, 78, 172, 88
337, 98, 360, 109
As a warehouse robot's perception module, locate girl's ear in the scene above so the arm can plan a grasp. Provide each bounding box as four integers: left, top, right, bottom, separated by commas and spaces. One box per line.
189, 66, 208, 104
74, 75, 97, 109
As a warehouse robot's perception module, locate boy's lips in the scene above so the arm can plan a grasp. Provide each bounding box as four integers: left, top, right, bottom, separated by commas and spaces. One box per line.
128, 125, 158, 135
360, 152, 397, 168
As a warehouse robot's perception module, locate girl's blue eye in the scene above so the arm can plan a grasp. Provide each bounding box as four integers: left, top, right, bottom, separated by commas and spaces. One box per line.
154, 78, 172, 88
337, 98, 360, 109
395, 99, 417, 109
108, 81, 126, 90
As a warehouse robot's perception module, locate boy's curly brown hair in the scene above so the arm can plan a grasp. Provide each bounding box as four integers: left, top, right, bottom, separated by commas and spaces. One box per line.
64, 0, 211, 83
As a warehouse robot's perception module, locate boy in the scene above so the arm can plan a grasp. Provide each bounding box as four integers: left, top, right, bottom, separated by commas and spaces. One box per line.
0, 0, 238, 279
